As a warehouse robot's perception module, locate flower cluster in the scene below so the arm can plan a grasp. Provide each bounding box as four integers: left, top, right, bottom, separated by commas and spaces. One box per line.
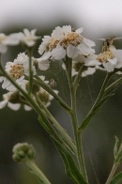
0, 26, 122, 111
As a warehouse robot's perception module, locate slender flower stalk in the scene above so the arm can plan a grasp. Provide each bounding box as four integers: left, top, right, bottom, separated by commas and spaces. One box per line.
64, 57, 88, 181
12, 143, 51, 184
28, 48, 33, 94
26, 159, 51, 184
0, 60, 76, 155
34, 75, 71, 112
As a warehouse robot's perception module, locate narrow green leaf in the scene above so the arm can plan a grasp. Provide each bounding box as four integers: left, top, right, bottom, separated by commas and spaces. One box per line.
114, 136, 119, 160
110, 172, 122, 184
54, 140, 87, 184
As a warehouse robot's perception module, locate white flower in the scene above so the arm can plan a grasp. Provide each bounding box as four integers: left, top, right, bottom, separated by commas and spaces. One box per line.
0, 32, 26, 53
0, 33, 9, 53
3, 29, 40, 47
0, 91, 32, 111
51, 25, 95, 60
2, 32, 23, 46
36, 87, 58, 107
20, 29, 40, 47
85, 47, 122, 73
72, 55, 97, 77
38, 25, 95, 61
0, 53, 36, 91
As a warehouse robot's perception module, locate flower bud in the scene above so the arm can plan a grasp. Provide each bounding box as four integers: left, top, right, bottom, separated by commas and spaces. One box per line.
12, 143, 35, 162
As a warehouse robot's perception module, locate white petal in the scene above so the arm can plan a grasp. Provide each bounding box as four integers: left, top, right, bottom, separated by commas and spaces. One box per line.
2, 79, 10, 89
52, 46, 66, 60
76, 27, 84, 34
85, 59, 101, 66
0, 100, 7, 109
38, 59, 50, 70
103, 62, 114, 72
82, 67, 96, 77
51, 26, 64, 39
24, 105, 32, 111
40, 52, 51, 60
8, 103, 20, 110
67, 45, 78, 59
78, 43, 95, 55
0, 76, 4, 82
83, 38, 96, 46
108, 58, 117, 65
62, 25, 72, 34
0, 44, 7, 53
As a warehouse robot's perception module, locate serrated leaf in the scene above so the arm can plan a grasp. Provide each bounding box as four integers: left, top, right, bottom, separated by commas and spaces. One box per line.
110, 172, 122, 184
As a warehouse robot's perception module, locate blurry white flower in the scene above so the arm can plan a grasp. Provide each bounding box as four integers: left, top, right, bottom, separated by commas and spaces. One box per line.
0, 33, 10, 53
3, 29, 40, 48
0, 91, 32, 111
72, 55, 97, 77
20, 29, 40, 47
86, 47, 122, 73
36, 87, 58, 107
0, 53, 36, 91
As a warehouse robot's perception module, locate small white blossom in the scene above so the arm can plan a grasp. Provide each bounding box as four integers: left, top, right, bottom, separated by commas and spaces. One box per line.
85, 47, 122, 73
36, 87, 58, 107
0, 53, 36, 91
0, 91, 32, 111
20, 29, 40, 47
72, 55, 97, 77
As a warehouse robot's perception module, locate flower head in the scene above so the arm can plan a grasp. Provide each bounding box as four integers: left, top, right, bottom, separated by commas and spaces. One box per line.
0, 91, 32, 111
0, 53, 36, 91
85, 46, 122, 73
12, 143, 35, 162
36, 86, 58, 107
38, 25, 95, 61
20, 29, 40, 47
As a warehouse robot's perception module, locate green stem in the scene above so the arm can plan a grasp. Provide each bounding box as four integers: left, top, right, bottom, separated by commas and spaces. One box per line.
34, 75, 71, 112
25, 159, 51, 184
73, 65, 83, 89
0, 62, 76, 155
105, 76, 122, 93
64, 58, 88, 181
78, 72, 112, 132
36, 95, 76, 155
28, 48, 33, 94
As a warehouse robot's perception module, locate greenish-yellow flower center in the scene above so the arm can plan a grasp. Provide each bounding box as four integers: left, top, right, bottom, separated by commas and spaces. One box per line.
97, 50, 114, 63
38, 90, 49, 105
60, 32, 81, 48
46, 38, 59, 51
9, 64, 24, 80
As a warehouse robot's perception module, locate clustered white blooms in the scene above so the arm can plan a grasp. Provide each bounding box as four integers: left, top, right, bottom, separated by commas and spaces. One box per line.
0, 26, 122, 111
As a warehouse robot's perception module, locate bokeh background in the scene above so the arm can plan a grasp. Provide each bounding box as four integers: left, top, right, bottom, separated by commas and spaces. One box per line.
1, 0, 122, 183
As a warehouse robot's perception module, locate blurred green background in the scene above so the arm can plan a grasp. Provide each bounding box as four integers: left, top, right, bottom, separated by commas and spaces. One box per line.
1, 0, 122, 184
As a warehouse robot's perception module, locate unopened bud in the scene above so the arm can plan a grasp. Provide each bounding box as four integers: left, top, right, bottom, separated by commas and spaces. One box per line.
12, 143, 35, 162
